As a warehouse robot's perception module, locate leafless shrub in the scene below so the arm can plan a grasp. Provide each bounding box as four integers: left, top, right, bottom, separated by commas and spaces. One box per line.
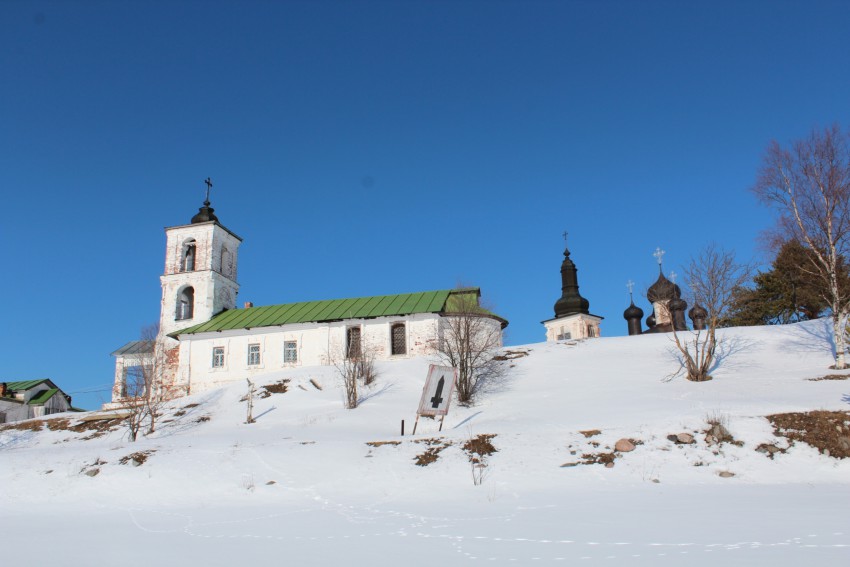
463, 433, 498, 486
435, 289, 506, 405
328, 333, 379, 409
114, 324, 177, 441
670, 245, 754, 382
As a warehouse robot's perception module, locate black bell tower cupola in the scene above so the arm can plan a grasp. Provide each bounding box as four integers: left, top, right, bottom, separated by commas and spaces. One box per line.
553, 246, 591, 318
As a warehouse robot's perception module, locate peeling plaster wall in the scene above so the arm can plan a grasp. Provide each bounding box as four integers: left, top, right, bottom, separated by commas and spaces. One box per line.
159, 221, 241, 339
544, 314, 602, 341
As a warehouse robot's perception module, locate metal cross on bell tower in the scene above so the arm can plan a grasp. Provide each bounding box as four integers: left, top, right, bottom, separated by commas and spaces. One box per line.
204, 177, 213, 203
653, 247, 666, 270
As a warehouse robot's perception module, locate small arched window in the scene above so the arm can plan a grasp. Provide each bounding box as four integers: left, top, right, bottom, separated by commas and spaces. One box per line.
181, 240, 196, 272
176, 286, 194, 320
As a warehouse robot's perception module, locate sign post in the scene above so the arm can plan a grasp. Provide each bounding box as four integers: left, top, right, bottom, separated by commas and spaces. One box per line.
413, 364, 458, 434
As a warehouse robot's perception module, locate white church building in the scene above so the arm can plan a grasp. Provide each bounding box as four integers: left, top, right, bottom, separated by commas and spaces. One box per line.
109, 190, 507, 403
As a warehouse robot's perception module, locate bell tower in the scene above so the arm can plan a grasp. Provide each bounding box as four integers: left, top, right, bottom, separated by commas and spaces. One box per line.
542, 232, 603, 341
158, 179, 242, 339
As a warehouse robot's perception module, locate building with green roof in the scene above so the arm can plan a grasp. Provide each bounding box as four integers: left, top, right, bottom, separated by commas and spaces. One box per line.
0, 379, 75, 423
169, 287, 507, 394
108, 192, 507, 404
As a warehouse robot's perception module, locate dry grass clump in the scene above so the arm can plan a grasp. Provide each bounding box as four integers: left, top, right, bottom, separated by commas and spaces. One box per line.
366, 441, 401, 448
262, 380, 291, 396
493, 349, 530, 361
413, 438, 452, 466
579, 452, 616, 466
462, 434, 497, 463
806, 374, 849, 381
0, 419, 45, 432
118, 450, 155, 465
1, 415, 122, 440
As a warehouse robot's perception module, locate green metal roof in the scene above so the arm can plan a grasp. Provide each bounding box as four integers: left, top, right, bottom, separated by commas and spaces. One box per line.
4, 379, 50, 391
27, 388, 58, 406
111, 340, 155, 357
174, 288, 507, 336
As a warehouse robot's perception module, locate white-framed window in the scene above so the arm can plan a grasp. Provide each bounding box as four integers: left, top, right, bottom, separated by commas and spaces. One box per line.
247, 343, 261, 366
284, 341, 297, 363
391, 323, 406, 355
212, 346, 225, 368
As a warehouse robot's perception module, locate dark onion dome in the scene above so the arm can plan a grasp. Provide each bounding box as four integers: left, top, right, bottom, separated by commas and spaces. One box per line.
669, 297, 687, 312
689, 303, 708, 320
553, 247, 591, 317
646, 313, 656, 327
191, 199, 219, 224
646, 271, 681, 303
623, 300, 644, 320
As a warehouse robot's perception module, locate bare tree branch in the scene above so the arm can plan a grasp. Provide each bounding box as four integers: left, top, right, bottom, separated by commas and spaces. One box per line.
753, 124, 850, 368
670, 245, 754, 382
435, 289, 505, 405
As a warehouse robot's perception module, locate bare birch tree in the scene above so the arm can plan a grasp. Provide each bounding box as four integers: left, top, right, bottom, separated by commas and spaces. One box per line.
436, 289, 505, 405
671, 244, 754, 382
120, 361, 151, 442
754, 125, 850, 368
116, 324, 172, 440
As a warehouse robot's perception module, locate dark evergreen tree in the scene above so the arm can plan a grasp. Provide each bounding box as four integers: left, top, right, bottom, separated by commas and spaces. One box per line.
724, 240, 849, 326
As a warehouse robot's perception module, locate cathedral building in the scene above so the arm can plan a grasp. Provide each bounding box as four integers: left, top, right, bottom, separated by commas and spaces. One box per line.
623, 248, 706, 335
108, 188, 507, 403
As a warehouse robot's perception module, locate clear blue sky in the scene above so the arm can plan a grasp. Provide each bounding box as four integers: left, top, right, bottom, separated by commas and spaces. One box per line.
3, 0, 850, 409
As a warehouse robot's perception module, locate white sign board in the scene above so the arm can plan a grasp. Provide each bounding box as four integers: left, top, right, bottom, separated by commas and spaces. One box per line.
417, 364, 457, 417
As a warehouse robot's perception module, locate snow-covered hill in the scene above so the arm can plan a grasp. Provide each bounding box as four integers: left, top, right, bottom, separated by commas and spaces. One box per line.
2, 320, 849, 566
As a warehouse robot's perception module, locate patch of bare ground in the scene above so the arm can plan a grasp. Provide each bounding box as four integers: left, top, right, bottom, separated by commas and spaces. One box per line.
580, 452, 616, 466
119, 450, 155, 466
243, 379, 292, 401
1, 415, 121, 440
807, 374, 849, 381
366, 441, 401, 448
46, 418, 72, 431
68, 417, 123, 440
579, 429, 601, 438
0, 418, 45, 432
413, 438, 452, 466
493, 349, 530, 361
261, 380, 291, 397
767, 410, 850, 458
462, 434, 497, 464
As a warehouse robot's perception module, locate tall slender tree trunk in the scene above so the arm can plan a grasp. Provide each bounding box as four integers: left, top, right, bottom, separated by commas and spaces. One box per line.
834, 311, 848, 368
